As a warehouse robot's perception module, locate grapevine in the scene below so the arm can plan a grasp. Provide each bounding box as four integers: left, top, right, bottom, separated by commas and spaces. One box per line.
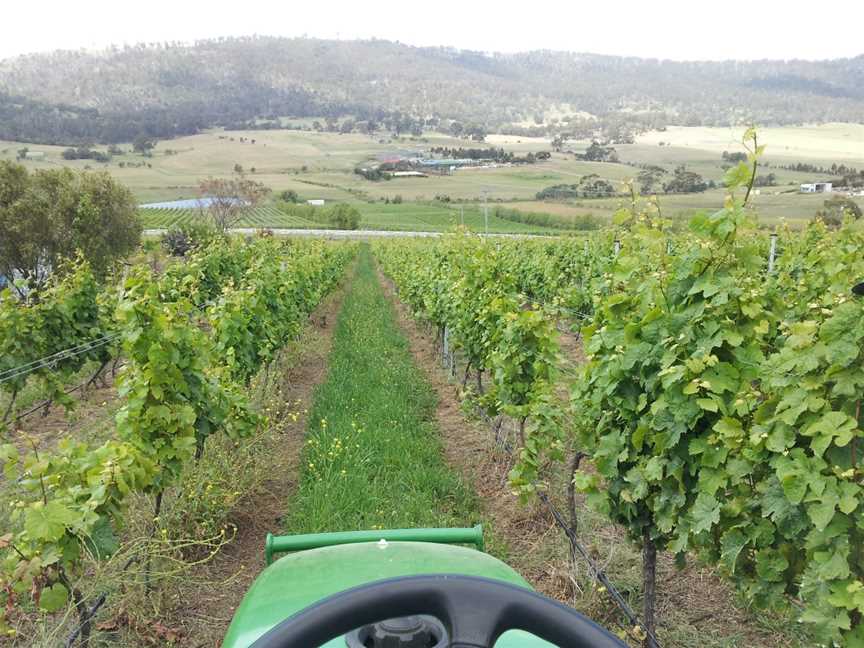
0, 236, 355, 641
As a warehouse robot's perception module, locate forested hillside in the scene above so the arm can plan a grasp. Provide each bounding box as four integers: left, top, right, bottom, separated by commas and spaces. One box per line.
1, 36, 862, 144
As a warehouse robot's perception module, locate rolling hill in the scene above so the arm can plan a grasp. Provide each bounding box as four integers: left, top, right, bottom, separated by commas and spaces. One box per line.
1, 36, 862, 144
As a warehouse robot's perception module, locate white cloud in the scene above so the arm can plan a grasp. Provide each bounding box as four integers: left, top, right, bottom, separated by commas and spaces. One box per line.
2, 0, 862, 61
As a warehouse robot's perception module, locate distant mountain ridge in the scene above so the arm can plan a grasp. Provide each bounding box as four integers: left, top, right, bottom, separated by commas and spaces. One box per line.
0, 36, 862, 144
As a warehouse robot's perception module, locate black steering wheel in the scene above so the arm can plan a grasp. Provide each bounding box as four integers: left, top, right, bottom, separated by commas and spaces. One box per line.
250, 574, 628, 648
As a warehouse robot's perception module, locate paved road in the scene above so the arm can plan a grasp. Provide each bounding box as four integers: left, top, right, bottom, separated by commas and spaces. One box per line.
143, 228, 542, 239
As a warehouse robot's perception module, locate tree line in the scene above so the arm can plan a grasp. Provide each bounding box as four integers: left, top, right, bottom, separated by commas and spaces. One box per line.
0, 162, 140, 298
428, 146, 551, 163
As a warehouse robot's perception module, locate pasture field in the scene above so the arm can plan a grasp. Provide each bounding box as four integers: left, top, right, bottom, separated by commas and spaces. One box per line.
513, 189, 864, 226
302, 156, 639, 203
2, 123, 862, 226
635, 123, 864, 165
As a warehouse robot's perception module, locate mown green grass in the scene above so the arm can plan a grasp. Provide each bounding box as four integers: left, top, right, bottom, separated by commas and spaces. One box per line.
284, 246, 482, 533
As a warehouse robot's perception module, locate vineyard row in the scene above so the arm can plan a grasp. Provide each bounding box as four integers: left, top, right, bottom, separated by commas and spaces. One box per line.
374, 165, 864, 646
0, 237, 356, 640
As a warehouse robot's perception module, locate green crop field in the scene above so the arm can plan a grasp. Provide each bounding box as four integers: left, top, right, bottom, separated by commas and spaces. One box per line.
354, 203, 563, 233
138, 202, 571, 234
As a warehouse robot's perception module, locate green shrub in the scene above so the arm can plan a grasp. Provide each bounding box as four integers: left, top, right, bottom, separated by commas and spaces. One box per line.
535, 184, 580, 200
278, 202, 361, 230
327, 204, 361, 229
814, 195, 862, 228
160, 222, 219, 256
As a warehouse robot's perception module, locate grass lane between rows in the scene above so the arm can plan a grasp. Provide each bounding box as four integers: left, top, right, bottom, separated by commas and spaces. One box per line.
283, 244, 482, 533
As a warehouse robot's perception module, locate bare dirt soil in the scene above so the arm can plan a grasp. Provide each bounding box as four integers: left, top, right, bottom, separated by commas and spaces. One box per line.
4, 367, 121, 452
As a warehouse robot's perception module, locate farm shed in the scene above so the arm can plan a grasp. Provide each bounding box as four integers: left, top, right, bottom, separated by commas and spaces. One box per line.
800, 182, 833, 193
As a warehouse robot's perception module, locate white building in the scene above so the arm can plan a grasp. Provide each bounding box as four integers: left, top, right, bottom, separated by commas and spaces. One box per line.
307, 199, 325, 206
800, 182, 833, 193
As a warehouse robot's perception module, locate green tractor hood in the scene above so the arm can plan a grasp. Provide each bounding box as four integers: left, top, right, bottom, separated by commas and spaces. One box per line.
222, 526, 554, 648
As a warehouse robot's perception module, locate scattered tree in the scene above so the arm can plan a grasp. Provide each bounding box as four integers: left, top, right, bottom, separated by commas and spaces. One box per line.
637, 166, 667, 194
579, 174, 616, 197
752, 173, 777, 187
355, 167, 385, 181
132, 135, 156, 156
721, 151, 748, 164
663, 165, 708, 193
327, 204, 361, 229
536, 184, 580, 200
536, 177, 616, 200
579, 141, 619, 163
197, 172, 270, 231
62, 147, 110, 162
468, 126, 487, 142
551, 134, 569, 151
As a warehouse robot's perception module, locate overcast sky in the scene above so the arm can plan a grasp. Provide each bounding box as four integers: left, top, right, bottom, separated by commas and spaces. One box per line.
3, 0, 863, 62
